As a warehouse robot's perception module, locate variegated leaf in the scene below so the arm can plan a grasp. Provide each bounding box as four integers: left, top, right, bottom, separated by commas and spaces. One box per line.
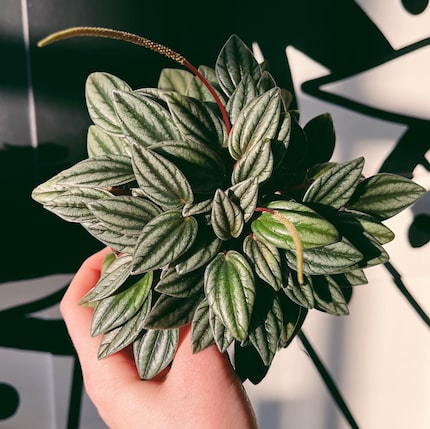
113, 90, 180, 146
132, 144, 193, 209
85, 72, 131, 134
205, 251, 255, 341
211, 189, 244, 240
215, 34, 261, 97
134, 328, 179, 380
132, 210, 198, 274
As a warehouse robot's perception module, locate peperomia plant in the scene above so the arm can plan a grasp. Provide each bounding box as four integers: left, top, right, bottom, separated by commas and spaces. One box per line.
32, 27, 425, 384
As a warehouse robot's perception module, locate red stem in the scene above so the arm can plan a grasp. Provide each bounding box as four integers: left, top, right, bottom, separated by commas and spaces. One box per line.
184, 61, 231, 134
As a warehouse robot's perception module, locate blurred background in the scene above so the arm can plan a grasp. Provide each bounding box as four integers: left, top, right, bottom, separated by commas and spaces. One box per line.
1, 0, 429, 427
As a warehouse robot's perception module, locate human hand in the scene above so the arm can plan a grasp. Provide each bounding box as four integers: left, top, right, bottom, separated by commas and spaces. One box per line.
61, 247, 259, 429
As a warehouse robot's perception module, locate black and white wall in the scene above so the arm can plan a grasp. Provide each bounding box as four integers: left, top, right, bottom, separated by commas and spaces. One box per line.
1, 1, 429, 428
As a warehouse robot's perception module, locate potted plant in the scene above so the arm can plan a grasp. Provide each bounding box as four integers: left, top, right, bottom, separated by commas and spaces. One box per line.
32, 27, 425, 385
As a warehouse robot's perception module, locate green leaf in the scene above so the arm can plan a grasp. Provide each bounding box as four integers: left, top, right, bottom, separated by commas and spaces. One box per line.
85, 72, 131, 134
330, 270, 368, 287
286, 238, 363, 275
79, 254, 133, 304
132, 210, 198, 274
337, 209, 395, 245
303, 113, 336, 167
231, 137, 273, 185
88, 196, 161, 237
191, 297, 215, 353
43, 187, 111, 223
150, 139, 226, 193
211, 189, 244, 240
303, 157, 365, 209
158, 68, 193, 94
283, 278, 315, 309
215, 34, 261, 97
226, 74, 258, 125
82, 221, 137, 254
132, 144, 193, 209
166, 92, 226, 148
98, 292, 152, 359
182, 198, 212, 216
346, 231, 389, 268
209, 308, 234, 352
186, 65, 227, 104
251, 200, 339, 249
113, 90, 180, 146
174, 233, 222, 274
155, 266, 205, 298
205, 251, 256, 341
278, 294, 307, 348
58, 155, 134, 187
31, 174, 68, 205
226, 177, 259, 222
144, 291, 204, 329
312, 276, 350, 316
248, 290, 283, 365
134, 328, 179, 380
87, 125, 129, 157
90, 271, 153, 336
348, 173, 426, 219
243, 235, 284, 291
234, 342, 269, 385
228, 88, 282, 160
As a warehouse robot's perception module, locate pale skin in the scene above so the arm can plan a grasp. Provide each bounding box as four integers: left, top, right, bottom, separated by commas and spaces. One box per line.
61, 247, 259, 429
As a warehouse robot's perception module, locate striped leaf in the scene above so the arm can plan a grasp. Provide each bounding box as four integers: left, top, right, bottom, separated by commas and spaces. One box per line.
44, 187, 110, 223
286, 238, 363, 275
158, 68, 193, 94
231, 137, 273, 185
79, 254, 133, 304
209, 308, 234, 352
58, 155, 134, 187
87, 125, 129, 157
248, 291, 283, 366
303, 157, 365, 209
226, 74, 258, 125
227, 177, 259, 222
113, 90, 180, 146
98, 292, 152, 359
85, 72, 131, 134
155, 266, 205, 298
88, 196, 161, 237
205, 251, 256, 341
133, 328, 179, 380
228, 87, 281, 160
150, 139, 225, 193
243, 235, 284, 290
132, 210, 198, 274
211, 189, 244, 240
166, 92, 227, 148
174, 233, 222, 274
90, 271, 153, 336
215, 34, 261, 97
348, 173, 426, 220
191, 297, 215, 353
143, 291, 204, 329
132, 144, 193, 209
311, 276, 350, 316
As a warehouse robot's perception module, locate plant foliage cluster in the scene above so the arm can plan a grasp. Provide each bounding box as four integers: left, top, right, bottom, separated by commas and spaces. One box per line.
32, 33, 425, 383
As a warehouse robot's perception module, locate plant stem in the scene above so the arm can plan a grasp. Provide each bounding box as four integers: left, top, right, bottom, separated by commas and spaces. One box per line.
298, 330, 360, 429
38, 26, 231, 133
384, 261, 430, 327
